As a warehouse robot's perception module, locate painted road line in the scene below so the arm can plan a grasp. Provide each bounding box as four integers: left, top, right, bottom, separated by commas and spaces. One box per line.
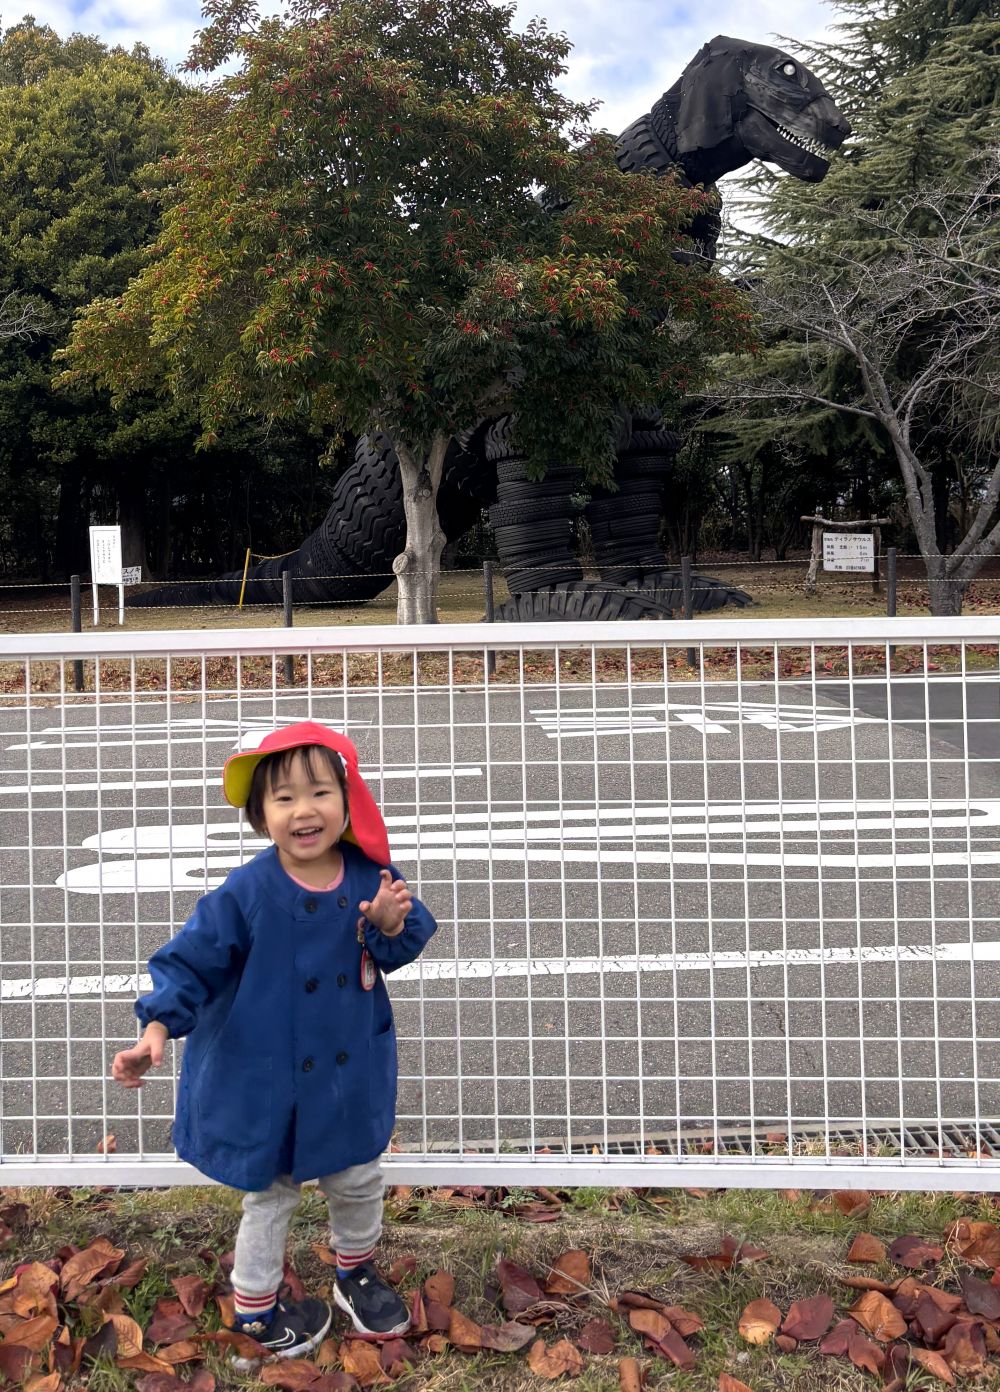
6, 940, 1000, 1000
530, 700, 886, 738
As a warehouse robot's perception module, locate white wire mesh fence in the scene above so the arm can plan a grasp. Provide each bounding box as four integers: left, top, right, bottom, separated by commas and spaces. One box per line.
1, 616, 999, 1188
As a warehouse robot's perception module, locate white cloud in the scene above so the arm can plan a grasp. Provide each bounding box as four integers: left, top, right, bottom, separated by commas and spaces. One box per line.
26, 0, 845, 114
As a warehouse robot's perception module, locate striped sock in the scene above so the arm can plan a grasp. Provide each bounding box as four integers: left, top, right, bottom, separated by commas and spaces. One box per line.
233, 1288, 278, 1328
335, 1245, 377, 1280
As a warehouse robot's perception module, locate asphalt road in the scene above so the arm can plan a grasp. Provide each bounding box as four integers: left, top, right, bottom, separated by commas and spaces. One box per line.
2, 671, 999, 1167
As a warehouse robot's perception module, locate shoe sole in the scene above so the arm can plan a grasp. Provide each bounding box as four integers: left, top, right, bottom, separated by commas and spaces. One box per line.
333, 1283, 411, 1338
230, 1306, 333, 1372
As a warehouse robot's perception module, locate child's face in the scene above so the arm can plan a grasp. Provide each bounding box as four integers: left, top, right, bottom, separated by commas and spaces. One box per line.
261, 749, 347, 873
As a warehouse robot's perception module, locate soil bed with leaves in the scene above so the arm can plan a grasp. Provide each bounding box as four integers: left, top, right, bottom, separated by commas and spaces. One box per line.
5, 1184, 1000, 1391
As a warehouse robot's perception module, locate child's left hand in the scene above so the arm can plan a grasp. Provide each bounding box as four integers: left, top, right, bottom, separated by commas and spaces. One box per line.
359, 868, 412, 937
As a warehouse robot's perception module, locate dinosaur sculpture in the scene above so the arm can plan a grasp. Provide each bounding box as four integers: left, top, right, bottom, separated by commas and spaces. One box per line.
143, 37, 849, 619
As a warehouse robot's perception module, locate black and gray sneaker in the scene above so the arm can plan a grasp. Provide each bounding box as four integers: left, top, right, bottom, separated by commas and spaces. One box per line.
333, 1263, 410, 1336
231, 1297, 332, 1370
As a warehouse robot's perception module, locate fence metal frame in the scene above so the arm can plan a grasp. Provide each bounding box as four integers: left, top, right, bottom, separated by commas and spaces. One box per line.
2, 615, 999, 1189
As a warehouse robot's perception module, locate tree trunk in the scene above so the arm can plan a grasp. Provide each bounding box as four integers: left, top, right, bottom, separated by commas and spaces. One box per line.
926, 574, 965, 616
118, 473, 149, 574
392, 434, 449, 624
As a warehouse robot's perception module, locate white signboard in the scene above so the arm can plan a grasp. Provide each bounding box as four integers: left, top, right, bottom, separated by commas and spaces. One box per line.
121, 566, 142, 586
823, 532, 875, 573
89, 526, 122, 584
88, 525, 126, 625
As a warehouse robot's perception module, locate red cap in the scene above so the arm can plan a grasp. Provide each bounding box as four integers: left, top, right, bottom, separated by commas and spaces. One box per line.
222, 722, 391, 865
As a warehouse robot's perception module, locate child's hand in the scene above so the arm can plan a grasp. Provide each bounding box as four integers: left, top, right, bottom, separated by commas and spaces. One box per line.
359, 868, 413, 937
112, 1022, 169, 1088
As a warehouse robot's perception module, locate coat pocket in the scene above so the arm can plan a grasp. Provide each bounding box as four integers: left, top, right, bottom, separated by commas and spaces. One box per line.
195, 1050, 272, 1147
368, 1023, 398, 1135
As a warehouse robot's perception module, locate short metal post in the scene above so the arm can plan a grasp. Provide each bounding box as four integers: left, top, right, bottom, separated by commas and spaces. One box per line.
886, 547, 897, 618
70, 574, 84, 693
282, 569, 295, 686
681, 555, 697, 669
483, 561, 496, 677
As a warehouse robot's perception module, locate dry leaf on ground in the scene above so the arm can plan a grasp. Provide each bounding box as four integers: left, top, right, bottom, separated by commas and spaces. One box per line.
719, 1376, 753, 1392
447, 1309, 483, 1352
781, 1295, 833, 1341
170, 1276, 209, 1319
909, 1346, 957, 1385
496, 1259, 544, 1315
544, 1251, 591, 1296
847, 1233, 886, 1263
479, 1322, 536, 1352
527, 1337, 585, 1379
887, 1235, 943, 1269
575, 1317, 615, 1354
944, 1220, 1000, 1269
423, 1271, 455, 1306
849, 1290, 907, 1342
738, 1299, 780, 1345
618, 1357, 644, 1392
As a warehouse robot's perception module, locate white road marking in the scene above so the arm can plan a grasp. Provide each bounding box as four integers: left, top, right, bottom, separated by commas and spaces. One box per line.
5, 940, 998, 1000
530, 700, 885, 738
57, 799, 1000, 892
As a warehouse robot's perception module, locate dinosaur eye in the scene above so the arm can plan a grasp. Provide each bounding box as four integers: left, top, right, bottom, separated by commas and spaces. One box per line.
781, 62, 797, 77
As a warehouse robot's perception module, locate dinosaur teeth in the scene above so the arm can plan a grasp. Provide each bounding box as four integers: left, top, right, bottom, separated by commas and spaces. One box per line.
777, 123, 833, 160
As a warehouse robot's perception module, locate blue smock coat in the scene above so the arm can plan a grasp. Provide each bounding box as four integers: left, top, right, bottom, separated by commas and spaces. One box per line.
135, 842, 436, 1190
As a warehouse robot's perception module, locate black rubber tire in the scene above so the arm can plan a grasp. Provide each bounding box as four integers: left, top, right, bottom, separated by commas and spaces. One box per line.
488, 500, 559, 529
494, 580, 676, 622
639, 568, 754, 612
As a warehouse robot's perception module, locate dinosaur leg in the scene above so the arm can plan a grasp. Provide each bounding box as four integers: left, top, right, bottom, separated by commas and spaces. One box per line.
135, 434, 489, 608
585, 419, 754, 615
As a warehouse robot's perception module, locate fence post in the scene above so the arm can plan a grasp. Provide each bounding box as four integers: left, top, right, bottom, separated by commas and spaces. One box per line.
886, 546, 897, 667
483, 561, 496, 678
681, 555, 697, 669
70, 574, 84, 693
282, 569, 295, 686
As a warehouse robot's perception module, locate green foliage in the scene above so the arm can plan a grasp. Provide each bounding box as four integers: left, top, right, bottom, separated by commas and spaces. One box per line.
64, 0, 753, 494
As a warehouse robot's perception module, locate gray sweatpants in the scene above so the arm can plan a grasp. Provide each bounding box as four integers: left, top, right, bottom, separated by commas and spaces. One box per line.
231, 1158, 384, 1298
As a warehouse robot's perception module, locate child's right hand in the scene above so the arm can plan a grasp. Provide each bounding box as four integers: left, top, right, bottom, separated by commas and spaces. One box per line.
112, 1021, 169, 1088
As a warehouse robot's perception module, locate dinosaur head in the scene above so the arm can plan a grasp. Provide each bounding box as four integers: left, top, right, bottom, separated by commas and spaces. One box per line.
673, 36, 851, 184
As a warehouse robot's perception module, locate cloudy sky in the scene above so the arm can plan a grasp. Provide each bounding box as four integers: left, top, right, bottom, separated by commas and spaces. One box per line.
14, 0, 847, 131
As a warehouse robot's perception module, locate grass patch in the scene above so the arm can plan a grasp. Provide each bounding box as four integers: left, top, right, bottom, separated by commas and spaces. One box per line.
5, 1184, 1000, 1389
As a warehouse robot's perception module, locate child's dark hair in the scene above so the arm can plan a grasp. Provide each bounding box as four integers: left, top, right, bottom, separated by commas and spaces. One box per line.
245, 744, 349, 836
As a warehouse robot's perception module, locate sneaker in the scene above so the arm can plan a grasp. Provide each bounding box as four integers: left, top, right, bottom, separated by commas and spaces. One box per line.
231, 1297, 332, 1370
334, 1263, 411, 1336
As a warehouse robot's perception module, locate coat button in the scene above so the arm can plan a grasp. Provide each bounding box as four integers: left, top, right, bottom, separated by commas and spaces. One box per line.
336, 1051, 348, 1065
305, 978, 318, 993
304, 898, 318, 913
302, 1057, 314, 1072
337, 973, 347, 987
338, 895, 348, 907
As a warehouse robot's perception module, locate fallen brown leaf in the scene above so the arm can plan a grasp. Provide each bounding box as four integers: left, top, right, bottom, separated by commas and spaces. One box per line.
576, 1317, 615, 1354
849, 1290, 907, 1342
718, 1376, 753, 1392
618, 1357, 644, 1392
447, 1309, 483, 1353
833, 1190, 871, 1217
157, 1341, 203, 1366
0, 1345, 38, 1383
96, 1134, 116, 1154
423, 1270, 455, 1306
146, 1298, 197, 1346
4, 1314, 59, 1352
24, 1374, 61, 1392
959, 1271, 1000, 1320
339, 1339, 385, 1387
627, 1309, 671, 1343
117, 1352, 175, 1376
61, 1239, 124, 1299
544, 1250, 591, 1297
911, 1293, 958, 1344
660, 1306, 704, 1337
847, 1233, 886, 1264
887, 1234, 943, 1270
781, 1294, 833, 1342
496, 1259, 544, 1315
379, 1339, 416, 1376
909, 1346, 956, 1385
258, 1360, 328, 1390
386, 1256, 416, 1285
683, 1235, 768, 1272
738, 1299, 780, 1346
944, 1219, 1000, 1269
942, 1320, 989, 1376
479, 1322, 536, 1353
527, 1337, 585, 1379
171, 1276, 210, 1319
774, 1334, 798, 1354
195, 1328, 269, 1361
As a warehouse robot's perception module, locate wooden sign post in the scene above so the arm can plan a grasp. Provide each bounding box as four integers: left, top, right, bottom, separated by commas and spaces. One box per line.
801, 514, 890, 596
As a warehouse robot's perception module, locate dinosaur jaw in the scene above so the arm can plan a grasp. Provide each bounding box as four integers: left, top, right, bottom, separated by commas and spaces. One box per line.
738, 106, 844, 182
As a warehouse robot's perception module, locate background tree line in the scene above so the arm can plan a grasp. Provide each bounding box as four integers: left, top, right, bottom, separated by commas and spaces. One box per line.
0, 1, 997, 603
